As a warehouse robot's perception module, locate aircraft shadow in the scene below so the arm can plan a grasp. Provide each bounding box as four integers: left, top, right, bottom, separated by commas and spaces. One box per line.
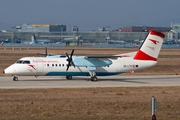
75, 77, 147, 84
17, 75, 179, 84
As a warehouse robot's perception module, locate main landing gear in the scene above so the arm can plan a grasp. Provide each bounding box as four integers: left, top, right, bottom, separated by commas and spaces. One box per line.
91, 76, 98, 82
65, 75, 98, 81
13, 76, 18, 81
89, 70, 98, 82
66, 75, 73, 80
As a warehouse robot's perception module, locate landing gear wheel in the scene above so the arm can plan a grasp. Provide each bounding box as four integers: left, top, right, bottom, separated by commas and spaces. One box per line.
91, 76, 98, 82
66, 76, 72, 80
13, 76, 18, 81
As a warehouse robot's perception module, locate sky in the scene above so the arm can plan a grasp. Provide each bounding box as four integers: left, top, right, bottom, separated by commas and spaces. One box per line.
0, 0, 180, 31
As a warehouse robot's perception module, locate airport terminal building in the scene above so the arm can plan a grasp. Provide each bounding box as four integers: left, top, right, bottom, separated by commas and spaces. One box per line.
0, 23, 179, 45
120, 26, 171, 32
15, 24, 66, 32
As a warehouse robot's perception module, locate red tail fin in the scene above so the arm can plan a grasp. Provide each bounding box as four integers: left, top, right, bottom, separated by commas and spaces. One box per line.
133, 30, 165, 61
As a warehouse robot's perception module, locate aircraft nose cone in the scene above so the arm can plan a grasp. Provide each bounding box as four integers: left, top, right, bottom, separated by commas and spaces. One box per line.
3, 65, 15, 75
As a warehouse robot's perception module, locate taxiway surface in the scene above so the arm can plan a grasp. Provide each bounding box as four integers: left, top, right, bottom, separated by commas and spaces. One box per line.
0, 75, 180, 88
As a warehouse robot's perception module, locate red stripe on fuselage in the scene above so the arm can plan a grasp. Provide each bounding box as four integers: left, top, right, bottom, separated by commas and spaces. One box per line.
28, 64, 36, 70
133, 50, 157, 61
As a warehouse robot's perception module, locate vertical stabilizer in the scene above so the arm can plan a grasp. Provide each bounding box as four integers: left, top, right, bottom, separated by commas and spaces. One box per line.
134, 30, 165, 61
31, 34, 38, 43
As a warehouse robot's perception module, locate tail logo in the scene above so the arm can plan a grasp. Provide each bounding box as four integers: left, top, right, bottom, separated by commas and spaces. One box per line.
149, 39, 159, 44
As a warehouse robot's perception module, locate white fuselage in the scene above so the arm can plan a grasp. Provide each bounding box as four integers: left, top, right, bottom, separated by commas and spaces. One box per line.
4, 56, 157, 76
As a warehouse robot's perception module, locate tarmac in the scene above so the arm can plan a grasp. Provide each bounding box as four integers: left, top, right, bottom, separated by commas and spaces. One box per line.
0, 75, 180, 89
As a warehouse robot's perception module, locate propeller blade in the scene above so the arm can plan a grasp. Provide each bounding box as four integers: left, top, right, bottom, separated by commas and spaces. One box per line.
66, 66, 69, 71
70, 49, 74, 57
65, 51, 71, 59
66, 62, 71, 71
71, 61, 75, 68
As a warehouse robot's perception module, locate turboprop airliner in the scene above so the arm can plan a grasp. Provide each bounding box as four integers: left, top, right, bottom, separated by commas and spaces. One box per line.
3, 30, 165, 81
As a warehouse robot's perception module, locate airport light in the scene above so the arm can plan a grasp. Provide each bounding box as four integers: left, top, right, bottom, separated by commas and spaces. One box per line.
151, 96, 157, 120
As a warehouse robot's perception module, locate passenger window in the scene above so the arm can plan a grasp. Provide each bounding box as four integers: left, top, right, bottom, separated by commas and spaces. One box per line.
59, 64, 61, 67
62, 64, 64, 67
56, 64, 57, 67
52, 64, 54, 67
47, 64, 49, 67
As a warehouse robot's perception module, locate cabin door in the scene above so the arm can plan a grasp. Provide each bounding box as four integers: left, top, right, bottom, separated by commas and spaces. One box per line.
36, 59, 44, 75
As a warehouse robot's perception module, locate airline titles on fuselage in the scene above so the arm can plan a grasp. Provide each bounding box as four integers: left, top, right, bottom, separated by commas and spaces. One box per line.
33, 60, 59, 63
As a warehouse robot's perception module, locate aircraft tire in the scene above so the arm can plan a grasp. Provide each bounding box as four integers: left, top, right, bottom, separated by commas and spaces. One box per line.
66, 76, 72, 80
13, 76, 18, 81
91, 76, 98, 82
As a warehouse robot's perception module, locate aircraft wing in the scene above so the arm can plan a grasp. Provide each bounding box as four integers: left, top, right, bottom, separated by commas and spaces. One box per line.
84, 53, 133, 59
72, 54, 132, 68
37, 52, 54, 56
72, 56, 118, 67
37, 52, 59, 56
115, 51, 137, 58
37, 47, 61, 57
37, 52, 67, 58
84, 55, 120, 59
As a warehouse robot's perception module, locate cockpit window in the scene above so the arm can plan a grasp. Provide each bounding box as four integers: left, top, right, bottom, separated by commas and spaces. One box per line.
23, 61, 30, 64
16, 60, 30, 64
16, 60, 23, 64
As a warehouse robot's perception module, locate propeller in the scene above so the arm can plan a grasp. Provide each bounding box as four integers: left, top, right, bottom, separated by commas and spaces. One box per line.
65, 49, 75, 71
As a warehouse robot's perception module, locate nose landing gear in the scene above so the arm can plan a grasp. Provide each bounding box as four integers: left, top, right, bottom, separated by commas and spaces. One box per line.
13, 76, 18, 81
